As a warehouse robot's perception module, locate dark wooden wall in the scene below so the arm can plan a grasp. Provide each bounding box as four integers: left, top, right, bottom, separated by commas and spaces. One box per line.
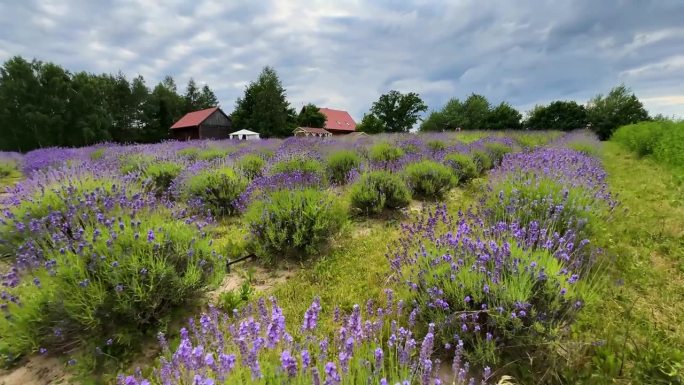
199, 110, 231, 139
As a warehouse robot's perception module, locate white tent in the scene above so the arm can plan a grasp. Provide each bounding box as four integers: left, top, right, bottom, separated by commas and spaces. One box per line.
228, 129, 260, 140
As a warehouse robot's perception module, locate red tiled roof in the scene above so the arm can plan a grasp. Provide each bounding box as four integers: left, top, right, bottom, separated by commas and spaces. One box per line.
294, 127, 331, 135
170, 107, 220, 129
319, 108, 356, 132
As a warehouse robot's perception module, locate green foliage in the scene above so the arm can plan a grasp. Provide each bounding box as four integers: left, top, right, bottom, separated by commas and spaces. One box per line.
142, 161, 182, 195
356, 113, 385, 134
486, 177, 608, 236
119, 154, 154, 174
196, 147, 231, 161
410, 235, 596, 367
588, 85, 649, 140
470, 149, 493, 174
89, 148, 105, 160
567, 143, 684, 384
177, 147, 200, 160
525, 101, 588, 131
216, 282, 253, 312
349, 171, 412, 215
0, 56, 217, 151
182, 167, 248, 216
270, 157, 324, 176
444, 153, 478, 183
420, 95, 521, 131
484, 142, 514, 165
325, 150, 362, 184
426, 140, 446, 152
368, 142, 404, 163
0, 160, 20, 180
231, 66, 296, 138
0, 209, 222, 362
235, 153, 266, 179
487, 102, 523, 130
511, 131, 563, 149
297, 104, 327, 128
612, 121, 684, 168
403, 160, 456, 199
367, 90, 427, 133
245, 189, 346, 263
183, 78, 218, 113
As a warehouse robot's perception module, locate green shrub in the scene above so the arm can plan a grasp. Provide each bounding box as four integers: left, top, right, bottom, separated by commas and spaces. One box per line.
142, 161, 183, 195
402, 214, 597, 367
119, 154, 154, 174
177, 147, 201, 160
403, 160, 456, 199
484, 142, 513, 165
470, 149, 493, 174
0, 209, 222, 361
0, 160, 20, 180
216, 282, 253, 312
270, 157, 324, 176
349, 170, 412, 215
486, 177, 608, 236
653, 124, 684, 168
444, 153, 478, 183
197, 148, 232, 161
426, 140, 447, 152
368, 142, 404, 163
325, 150, 362, 184
235, 154, 266, 179
245, 189, 346, 262
0, 178, 126, 258
612, 122, 667, 157
89, 148, 105, 161
182, 167, 247, 216
612, 121, 684, 168
568, 142, 600, 157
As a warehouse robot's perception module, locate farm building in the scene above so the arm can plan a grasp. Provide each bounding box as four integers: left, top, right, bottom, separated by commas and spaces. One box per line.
229, 129, 260, 140
170, 107, 232, 140
300, 107, 357, 135
293, 127, 332, 137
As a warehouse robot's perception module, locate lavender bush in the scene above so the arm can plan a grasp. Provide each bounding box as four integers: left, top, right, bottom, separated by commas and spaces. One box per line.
245, 188, 346, 262
120, 296, 492, 385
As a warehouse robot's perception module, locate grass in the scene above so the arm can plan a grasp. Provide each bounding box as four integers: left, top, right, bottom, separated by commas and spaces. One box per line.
269, 185, 479, 337
569, 142, 684, 383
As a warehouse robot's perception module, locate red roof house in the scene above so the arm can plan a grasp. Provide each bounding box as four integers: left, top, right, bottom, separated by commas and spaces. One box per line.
170, 107, 232, 141
318, 108, 356, 135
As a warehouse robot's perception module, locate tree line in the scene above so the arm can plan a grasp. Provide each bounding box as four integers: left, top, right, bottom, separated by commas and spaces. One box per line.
0, 56, 656, 152
0, 56, 218, 151
357, 85, 650, 140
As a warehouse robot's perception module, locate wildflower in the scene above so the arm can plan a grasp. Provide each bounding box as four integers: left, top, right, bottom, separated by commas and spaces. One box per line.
147, 230, 155, 242
280, 350, 297, 377
324, 362, 340, 385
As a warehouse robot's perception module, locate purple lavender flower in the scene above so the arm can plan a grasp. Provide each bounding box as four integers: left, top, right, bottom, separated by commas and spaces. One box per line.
280, 350, 298, 377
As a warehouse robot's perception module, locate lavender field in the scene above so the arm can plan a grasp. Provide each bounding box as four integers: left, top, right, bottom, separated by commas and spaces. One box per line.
0, 131, 682, 384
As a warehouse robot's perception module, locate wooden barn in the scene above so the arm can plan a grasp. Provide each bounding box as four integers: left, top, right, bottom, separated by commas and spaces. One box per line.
170, 107, 232, 140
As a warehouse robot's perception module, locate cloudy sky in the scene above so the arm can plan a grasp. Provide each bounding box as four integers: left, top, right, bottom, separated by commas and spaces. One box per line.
1, 0, 683, 120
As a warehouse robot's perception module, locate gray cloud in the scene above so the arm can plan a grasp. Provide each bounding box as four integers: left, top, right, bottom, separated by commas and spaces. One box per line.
1, 0, 683, 119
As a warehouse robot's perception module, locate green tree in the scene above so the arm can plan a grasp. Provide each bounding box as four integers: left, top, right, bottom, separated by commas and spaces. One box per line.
232, 66, 294, 138
587, 85, 649, 140
0, 56, 42, 151
461, 94, 490, 130
524, 101, 588, 131
297, 103, 326, 128
356, 113, 385, 134
183, 78, 201, 113
487, 102, 522, 130
197, 85, 219, 109
369, 90, 427, 133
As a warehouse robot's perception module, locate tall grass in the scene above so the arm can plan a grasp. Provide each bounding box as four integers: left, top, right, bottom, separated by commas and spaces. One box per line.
612, 121, 684, 169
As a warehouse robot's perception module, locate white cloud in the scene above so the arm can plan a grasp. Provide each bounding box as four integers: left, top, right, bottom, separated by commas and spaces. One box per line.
0, 0, 683, 118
